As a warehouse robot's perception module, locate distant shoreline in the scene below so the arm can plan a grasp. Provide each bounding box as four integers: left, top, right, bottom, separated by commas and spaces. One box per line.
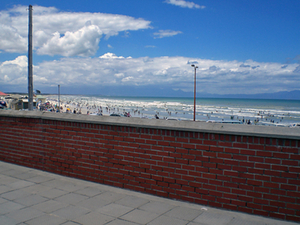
3, 90, 300, 101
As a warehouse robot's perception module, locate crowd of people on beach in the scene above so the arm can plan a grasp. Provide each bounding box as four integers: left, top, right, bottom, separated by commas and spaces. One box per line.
30, 97, 300, 128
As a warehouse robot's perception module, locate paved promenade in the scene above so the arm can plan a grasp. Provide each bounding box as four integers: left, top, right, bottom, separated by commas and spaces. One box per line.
0, 161, 298, 225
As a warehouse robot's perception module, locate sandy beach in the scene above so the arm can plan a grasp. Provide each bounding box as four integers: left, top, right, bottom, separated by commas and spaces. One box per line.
32, 95, 300, 127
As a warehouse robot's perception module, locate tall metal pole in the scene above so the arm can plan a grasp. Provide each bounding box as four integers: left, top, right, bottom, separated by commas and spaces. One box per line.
191, 64, 198, 121
58, 85, 60, 112
28, 5, 33, 110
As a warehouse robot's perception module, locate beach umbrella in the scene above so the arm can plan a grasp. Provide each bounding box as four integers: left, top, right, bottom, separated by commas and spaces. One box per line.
0, 91, 8, 96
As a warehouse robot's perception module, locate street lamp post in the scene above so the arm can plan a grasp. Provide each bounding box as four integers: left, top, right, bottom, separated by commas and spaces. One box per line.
58, 85, 60, 112
191, 64, 198, 121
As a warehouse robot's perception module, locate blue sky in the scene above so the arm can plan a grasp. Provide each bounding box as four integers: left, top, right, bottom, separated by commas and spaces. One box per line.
0, 0, 299, 96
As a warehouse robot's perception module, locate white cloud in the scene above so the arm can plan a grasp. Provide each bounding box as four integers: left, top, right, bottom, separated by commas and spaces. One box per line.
164, 0, 205, 9
0, 5, 151, 56
1, 54, 299, 95
122, 76, 134, 82
37, 25, 103, 57
0, 56, 28, 85
115, 73, 125, 78
145, 45, 156, 48
0, 24, 27, 52
99, 52, 125, 59
153, 30, 182, 38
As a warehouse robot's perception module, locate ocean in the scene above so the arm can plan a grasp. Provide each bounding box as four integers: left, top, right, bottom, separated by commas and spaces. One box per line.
48, 95, 300, 127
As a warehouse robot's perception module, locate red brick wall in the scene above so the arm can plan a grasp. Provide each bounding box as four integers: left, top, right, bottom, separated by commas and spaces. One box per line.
0, 116, 299, 222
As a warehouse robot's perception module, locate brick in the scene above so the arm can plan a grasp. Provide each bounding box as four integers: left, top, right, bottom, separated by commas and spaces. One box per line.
249, 156, 264, 163
290, 167, 300, 173
247, 179, 262, 186
203, 173, 216, 179
233, 143, 248, 149
238, 207, 253, 214
256, 150, 272, 157
263, 205, 278, 212
224, 170, 239, 177
264, 182, 279, 189
203, 152, 216, 157
286, 215, 300, 223
247, 202, 262, 210
265, 146, 281, 152
280, 196, 296, 203
217, 186, 231, 193
232, 155, 248, 161
254, 175, 270, 182
224, 148, 239, 154
209, 146, 223, 152
287, 203, 300, 210
265, 170, 281, 177
218, 153, 232, 159
203, 140, 218, 146
273, 152, 290, 159
279, 208, 296, 215
270, 189, 286, 196
255, 163, 270, 170
202, 184, 217, 190
272, 165, 289, 172
281, 184, 297, 191
203, 163, 217, 168
202, 195, 216, 201
232, 166, 247, 172
265, 158, 281, 165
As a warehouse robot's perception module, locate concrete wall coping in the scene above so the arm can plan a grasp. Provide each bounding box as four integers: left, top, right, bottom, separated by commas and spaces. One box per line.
1, 110, 299, 140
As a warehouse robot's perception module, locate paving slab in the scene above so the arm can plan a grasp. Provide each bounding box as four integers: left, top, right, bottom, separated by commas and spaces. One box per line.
26, 175, 54, 183
60, 222, 80, 225
0, 215, 18, 225
1, 189, 32, 200
74, 186, 103, 197
0, 185, 11, 195
1, 169, 25, 177
38, 187, 67, 199
0, 197, 7, 205
115, 195, 149, 208
0, 175, 18, 186
97, 191, 126, 202
193, 211, 234, 225
54, 192, 88, 205
98, 203, 134, 217
41, 179, 85, 192
31, 199, 69, 213
5, 207, 44, 224
52, 205, 91, 220
0, 201, 25, 214
21, 183, 53, 194
148, 215, 187, 225
165, 206, 203, 221
14, 194, 48, 206
138, 201, 176, 214
11, 172, 37, 180
74, 211, 115, 225
76, 195, 114, 210
7, 180, 34, 189
24, 214, 67, 225
120, 209, 160, 224
106, 219, 141, 225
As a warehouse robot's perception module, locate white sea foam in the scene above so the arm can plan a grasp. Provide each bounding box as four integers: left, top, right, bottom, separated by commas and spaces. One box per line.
47, 95, 300, 126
